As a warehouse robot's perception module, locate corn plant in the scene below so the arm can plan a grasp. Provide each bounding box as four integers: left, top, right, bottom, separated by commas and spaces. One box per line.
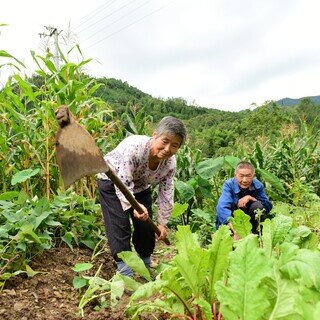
0, 47, 114, 198
240, 125, 320, 204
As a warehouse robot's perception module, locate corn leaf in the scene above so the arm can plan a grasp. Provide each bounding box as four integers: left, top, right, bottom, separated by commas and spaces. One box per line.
256, 168, 286, 194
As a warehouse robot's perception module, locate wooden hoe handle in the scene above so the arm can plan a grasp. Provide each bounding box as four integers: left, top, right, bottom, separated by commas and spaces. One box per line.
106, 169, 171, 245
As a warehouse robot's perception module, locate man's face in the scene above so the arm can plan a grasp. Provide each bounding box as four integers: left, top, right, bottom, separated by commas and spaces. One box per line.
235, 168, 255, 189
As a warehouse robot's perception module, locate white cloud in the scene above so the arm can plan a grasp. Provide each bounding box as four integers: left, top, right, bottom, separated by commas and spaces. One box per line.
1, 0, 320, 111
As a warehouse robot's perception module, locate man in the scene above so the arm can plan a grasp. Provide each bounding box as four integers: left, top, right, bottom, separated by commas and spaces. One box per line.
216, 161, 272, 239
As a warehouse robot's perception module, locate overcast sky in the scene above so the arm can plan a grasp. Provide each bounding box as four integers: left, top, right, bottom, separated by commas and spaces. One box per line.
1, 0, 320, 111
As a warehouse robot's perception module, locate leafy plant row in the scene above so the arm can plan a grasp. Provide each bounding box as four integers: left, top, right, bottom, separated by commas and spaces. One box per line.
110, 212, 320, 320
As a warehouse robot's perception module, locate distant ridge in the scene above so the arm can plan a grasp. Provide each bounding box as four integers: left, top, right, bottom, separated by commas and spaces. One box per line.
277, 95, 320, 106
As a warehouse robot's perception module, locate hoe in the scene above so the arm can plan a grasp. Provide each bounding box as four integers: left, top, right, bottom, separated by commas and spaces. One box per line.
55, 106, 170, 244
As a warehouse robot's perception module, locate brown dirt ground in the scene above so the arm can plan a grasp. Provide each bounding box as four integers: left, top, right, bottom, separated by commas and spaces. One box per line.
0, 238, 176, 320
0, 245, 126, 320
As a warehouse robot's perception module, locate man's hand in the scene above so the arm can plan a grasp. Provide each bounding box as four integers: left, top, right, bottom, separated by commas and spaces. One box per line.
238, 195, 257, 208
227, 222, 241, 241
133, 203, 149, 221
55, 105, 71, 128
156, 225, 167, 241
232, 232, 241, 241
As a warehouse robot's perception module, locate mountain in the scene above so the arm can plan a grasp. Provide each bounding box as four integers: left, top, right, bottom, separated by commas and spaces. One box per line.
277, 95, 320, 106
89, 77, 319, 157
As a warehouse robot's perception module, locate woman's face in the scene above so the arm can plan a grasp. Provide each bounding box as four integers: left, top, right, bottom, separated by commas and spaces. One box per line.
150, 132, 182, 160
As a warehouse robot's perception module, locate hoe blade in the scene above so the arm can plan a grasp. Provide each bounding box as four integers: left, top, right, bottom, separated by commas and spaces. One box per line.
56, 122, 109, 188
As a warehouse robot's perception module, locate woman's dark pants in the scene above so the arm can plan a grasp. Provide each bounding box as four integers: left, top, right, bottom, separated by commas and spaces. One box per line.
97, 179, 155, 262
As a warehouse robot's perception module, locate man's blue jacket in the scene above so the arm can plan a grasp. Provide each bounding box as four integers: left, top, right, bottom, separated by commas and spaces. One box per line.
216, 177, 272, 228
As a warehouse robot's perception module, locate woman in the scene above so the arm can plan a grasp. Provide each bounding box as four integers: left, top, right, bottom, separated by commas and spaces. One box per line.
97, 116, 187, 276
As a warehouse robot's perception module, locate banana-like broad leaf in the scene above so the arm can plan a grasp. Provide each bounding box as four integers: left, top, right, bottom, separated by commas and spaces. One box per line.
195, 157, 224, 179
175, 180, 195, 203
0, 191, 19, 201
224, 156, 241, 169
11, 168, 40, 185
191, 208, 212, 222
256, 168, 286, 194
215, 235, 272, 320
171, 202, 189, 218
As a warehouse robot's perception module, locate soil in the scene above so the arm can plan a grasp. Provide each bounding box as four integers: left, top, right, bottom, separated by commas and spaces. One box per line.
0, 240, 176, 320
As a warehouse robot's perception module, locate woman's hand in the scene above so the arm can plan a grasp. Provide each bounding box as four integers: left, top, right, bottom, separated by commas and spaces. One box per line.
156, 225, 167, 241
133, 203, 149, 221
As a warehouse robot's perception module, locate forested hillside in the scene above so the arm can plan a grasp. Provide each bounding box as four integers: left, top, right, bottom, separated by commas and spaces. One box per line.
2, 51, 320, 320
94, 77, 320, 157
278, 95, 320, 106
94, 77, 210, 121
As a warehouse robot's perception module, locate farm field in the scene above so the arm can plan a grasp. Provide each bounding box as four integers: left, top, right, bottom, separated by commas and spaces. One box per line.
0, 246, 120, 320
1, 47, 320, 319
0, 238, 175, 320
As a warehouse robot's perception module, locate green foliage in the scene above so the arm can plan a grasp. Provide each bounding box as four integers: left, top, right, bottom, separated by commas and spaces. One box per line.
111, 214, 320, 320
0, 190, 104, 281
117, 251, 151, 281
125, 226, 233, 319
216, 235, 272, 320
229, 209, 252, 238
11, 168, 40, 185
244, 125, 320, 202
1, 47, 113, 198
